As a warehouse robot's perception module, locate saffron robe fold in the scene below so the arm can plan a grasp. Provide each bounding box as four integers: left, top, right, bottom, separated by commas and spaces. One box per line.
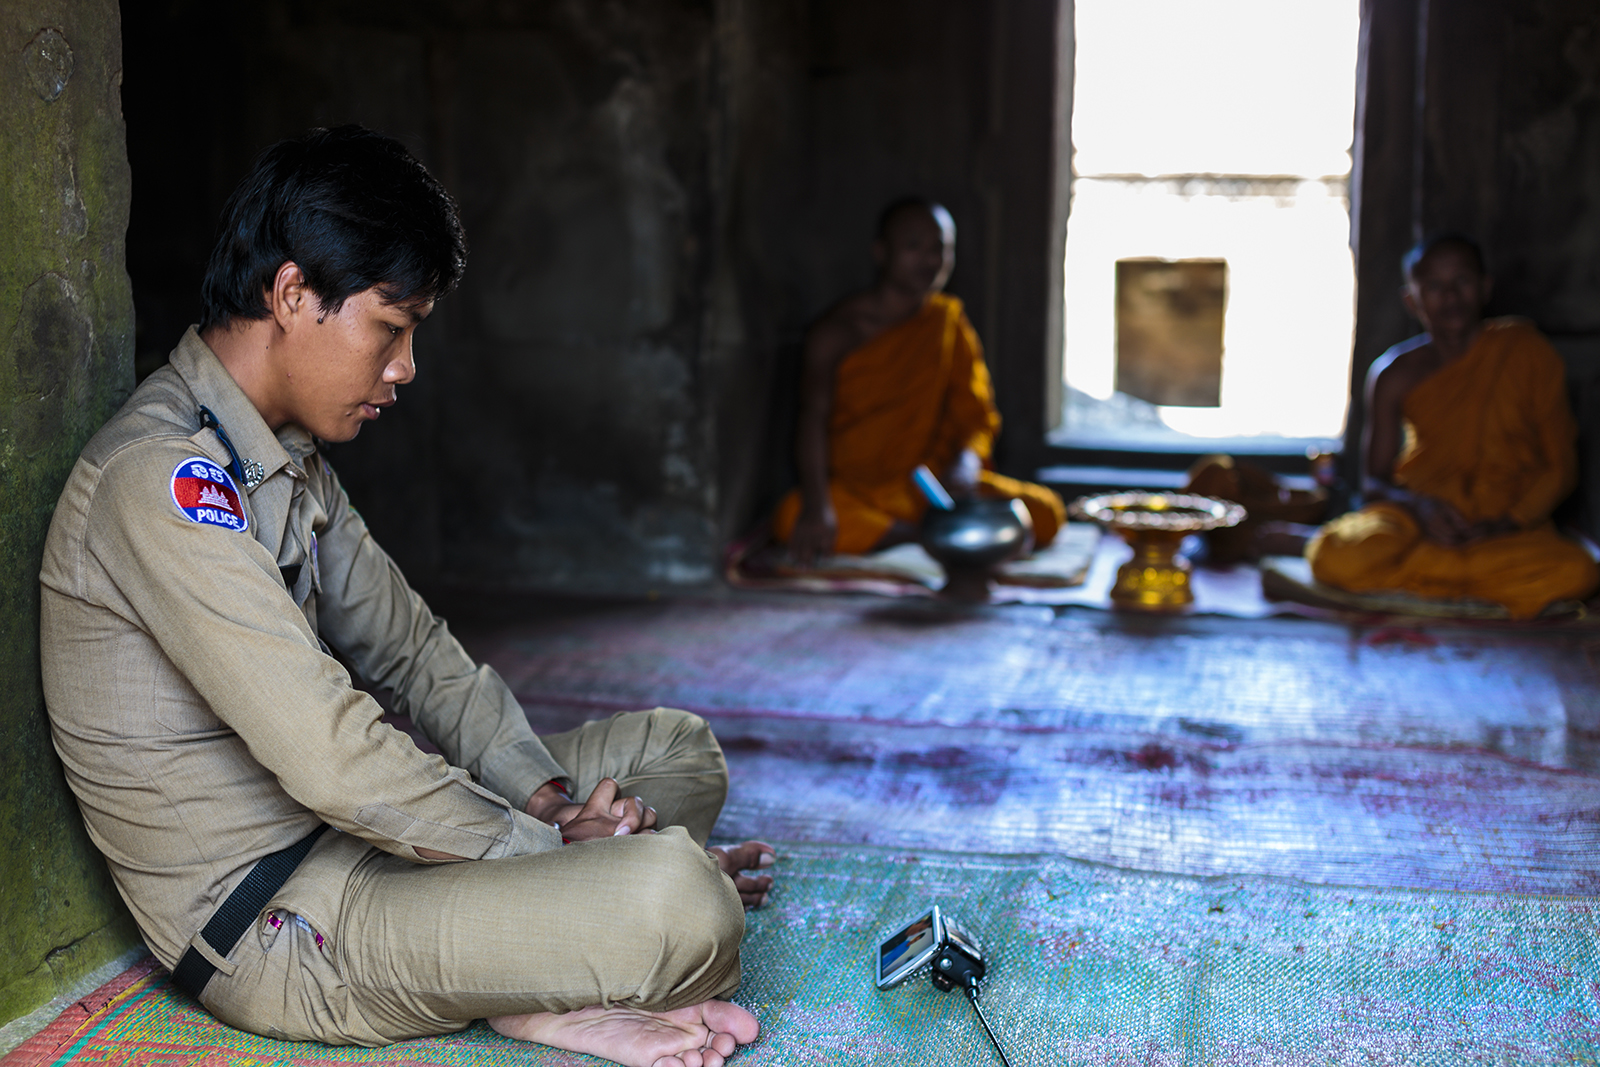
773, 294, 1065, 555
1308, 319, 1598, 618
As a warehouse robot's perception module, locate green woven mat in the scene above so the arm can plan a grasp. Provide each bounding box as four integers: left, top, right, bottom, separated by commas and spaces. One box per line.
735, 845, 1600, 1065
12, 844, 1600, 1066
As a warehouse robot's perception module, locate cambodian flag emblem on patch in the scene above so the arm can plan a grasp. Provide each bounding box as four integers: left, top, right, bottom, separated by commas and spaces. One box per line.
170, 457, 249, 532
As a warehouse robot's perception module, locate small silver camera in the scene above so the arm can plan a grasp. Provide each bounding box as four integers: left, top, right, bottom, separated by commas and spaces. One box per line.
875, 907, 1009, 1066
874, 906, 986, 989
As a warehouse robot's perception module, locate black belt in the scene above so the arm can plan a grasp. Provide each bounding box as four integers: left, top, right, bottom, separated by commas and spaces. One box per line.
170, 824, 328, 1000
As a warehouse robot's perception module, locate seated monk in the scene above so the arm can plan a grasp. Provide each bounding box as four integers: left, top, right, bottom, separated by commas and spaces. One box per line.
1307, 233, 1599, 618
773, 197, 1066, 564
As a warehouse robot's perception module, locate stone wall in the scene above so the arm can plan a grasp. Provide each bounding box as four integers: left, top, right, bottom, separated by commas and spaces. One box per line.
118, 0, 1067, 592
125, 1, 751, 590
0, 0, 139, 1024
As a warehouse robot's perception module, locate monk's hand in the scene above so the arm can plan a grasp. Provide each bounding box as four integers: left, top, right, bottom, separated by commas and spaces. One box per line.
1411, 494, 1474, 546
1460, 516, 1521, 544
789, 502, 838, 568
944, 448, 982, 500
536, 778, 657, 843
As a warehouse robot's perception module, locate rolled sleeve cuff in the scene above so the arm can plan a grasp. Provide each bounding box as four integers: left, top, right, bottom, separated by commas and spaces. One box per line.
494, 807, 565, 858
351, 798, 560, 860
480, 739, 572, 812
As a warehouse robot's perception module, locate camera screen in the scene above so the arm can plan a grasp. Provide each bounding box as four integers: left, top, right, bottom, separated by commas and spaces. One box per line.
878, 910, 938, 984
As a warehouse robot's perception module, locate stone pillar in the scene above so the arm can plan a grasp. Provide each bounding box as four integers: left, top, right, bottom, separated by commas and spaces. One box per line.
0, 0, 139, 1025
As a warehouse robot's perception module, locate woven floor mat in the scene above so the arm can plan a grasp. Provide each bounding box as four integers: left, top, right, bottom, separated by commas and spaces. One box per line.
735, 844, 1600, 1065
446, 598, 1600, 770
707, 716, 1600, 896
365, 597, 1600, 896
9, 845, 1598, 1066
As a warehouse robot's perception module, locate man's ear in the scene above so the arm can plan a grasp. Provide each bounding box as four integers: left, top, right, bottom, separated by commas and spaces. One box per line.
1479, 274, 1494, 307
268, 261, 313, 331
870, 238, 887, 269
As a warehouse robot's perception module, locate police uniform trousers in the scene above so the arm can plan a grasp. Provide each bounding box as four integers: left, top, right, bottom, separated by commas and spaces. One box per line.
201, 708, 744, 1046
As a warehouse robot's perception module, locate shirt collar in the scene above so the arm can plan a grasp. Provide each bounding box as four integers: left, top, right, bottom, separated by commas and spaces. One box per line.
169, 326, 310, 485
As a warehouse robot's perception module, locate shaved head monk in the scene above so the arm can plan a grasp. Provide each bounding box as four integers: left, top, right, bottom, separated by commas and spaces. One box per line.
774, 197, 1066, 564
1307, 234, 1599, 618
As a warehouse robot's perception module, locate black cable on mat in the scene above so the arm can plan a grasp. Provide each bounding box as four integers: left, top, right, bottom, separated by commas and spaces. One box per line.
965, 984, 1013, 1067
170, 824, 327, 999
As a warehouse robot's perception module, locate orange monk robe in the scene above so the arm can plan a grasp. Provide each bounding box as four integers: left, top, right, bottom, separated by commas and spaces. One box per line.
1308, 319, 1599, 618
773, 293, 1066, 555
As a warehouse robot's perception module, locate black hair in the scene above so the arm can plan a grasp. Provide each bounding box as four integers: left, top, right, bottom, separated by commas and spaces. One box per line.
1401, 232, 1486, 282
200, 125, 466, 331
876, 196, 942, 240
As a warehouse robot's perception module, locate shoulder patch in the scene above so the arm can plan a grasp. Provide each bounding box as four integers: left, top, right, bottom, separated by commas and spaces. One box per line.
169, 457, 249, 532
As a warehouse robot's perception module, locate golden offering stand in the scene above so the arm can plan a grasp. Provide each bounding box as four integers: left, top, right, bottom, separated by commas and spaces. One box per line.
1071, 492, 1247, 611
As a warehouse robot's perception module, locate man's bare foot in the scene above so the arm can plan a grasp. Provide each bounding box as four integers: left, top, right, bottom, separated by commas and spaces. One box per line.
708, 841, 775, 907
489, 999, 759, 1067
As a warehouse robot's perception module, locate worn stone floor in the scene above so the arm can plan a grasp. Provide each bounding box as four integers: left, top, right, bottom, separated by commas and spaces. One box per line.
419, 588, 1600, 897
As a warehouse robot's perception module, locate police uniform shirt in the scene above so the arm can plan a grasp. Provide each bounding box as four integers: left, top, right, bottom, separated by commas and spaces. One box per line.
39, 327, 566, 971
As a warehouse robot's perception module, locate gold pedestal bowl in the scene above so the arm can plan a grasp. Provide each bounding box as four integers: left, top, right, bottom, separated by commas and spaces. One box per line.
1071, 492, 1247, 611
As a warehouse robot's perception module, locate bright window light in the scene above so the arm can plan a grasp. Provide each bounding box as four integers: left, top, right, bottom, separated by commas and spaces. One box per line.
1062, 0, 1361, 445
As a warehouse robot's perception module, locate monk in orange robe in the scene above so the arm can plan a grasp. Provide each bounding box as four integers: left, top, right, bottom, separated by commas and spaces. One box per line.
773, 198, 1065, 563
1307, 234, 1598, 618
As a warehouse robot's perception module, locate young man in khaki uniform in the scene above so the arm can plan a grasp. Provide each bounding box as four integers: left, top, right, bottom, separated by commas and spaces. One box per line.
40, 126, 770, 1067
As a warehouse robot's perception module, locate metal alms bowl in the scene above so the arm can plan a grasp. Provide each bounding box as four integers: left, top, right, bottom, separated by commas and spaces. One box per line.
1071, 491, 1246, 536
919, 498, 1035, 570
1070, 491, 1246, 611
